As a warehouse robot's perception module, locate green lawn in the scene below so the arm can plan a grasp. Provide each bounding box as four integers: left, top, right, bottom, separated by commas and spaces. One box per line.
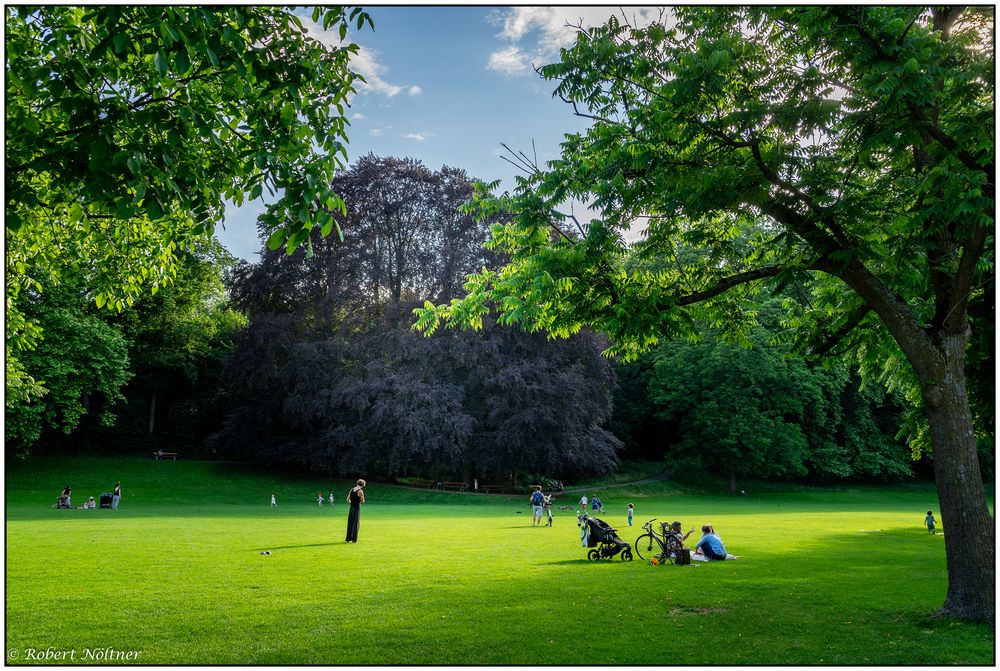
5, 457, 993, 664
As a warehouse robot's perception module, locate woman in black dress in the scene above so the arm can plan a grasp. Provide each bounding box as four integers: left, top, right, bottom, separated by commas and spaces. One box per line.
345, 479, 366, 542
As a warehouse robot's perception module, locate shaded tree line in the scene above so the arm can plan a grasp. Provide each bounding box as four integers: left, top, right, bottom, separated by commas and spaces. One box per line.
212, 156, 621, 482
610, 299, 916, 488
5, 239, 246, 456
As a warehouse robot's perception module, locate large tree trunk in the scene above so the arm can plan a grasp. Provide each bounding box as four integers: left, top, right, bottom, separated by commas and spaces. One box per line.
148, 392, 157, 434
922, 332, 995, 623
842, 260, 993, 623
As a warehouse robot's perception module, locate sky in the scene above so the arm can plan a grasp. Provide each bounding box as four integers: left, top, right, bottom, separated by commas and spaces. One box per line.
218, 6, 663, 261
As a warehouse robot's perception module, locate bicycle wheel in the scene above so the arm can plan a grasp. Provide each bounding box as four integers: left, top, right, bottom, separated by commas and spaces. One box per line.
633, 533, 658, 560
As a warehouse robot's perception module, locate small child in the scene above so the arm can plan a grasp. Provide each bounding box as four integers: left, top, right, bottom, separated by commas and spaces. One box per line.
579, 495, 588, 512
925, 510, 937, 534
627, 502, 634, 527
329, 492, 335, 506
317, 492, 324, 506
543, 494, 553, 527
271, 494, 277, 508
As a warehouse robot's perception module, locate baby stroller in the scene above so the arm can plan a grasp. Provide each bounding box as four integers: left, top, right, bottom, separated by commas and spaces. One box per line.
584, 515, 633, 561
99, 493, 114, 509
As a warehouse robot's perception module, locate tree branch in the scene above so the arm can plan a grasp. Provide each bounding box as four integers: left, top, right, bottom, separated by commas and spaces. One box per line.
806, 304, 872, 357
675, 264, 810, 306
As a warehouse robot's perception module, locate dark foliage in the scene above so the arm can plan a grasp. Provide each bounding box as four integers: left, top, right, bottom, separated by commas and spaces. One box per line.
214, 156, 621, 481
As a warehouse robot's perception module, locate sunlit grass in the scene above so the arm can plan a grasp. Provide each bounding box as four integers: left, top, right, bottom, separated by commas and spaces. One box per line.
5, 457, 992, 664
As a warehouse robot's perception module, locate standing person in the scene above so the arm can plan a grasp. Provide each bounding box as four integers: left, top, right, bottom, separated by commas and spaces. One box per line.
579, 494, 588, 512
591, 496, 600, 512
271, 493, 277, 508
529, 486, 544, 526
925, 510, 937, 535
627, 503, 635, 527
694, 524, 729, 560
317, 492, 324, 507
111, 482, 121, 510
329, 492, 335, 506
345, 479, 366, 543
542, 494, 553, 527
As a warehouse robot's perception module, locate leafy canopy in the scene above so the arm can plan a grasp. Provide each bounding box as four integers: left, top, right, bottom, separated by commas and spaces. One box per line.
414, 7, 993, 447
6, 6, 370, 401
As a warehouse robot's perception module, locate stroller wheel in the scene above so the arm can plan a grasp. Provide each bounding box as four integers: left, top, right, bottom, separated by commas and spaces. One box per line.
621, 549, 633, 562
588, 549, 600, 561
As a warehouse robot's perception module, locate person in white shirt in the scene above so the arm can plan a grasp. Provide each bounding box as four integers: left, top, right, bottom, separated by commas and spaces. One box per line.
271, 494, 277, 508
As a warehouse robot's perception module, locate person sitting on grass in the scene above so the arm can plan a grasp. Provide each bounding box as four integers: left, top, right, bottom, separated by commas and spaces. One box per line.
694, 524, 729, 560
82, 496, 96, 510
667, 521, 695, 547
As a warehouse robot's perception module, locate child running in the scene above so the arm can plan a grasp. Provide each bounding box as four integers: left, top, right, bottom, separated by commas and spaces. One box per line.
925, 510, 937, 534
627, 502, 634, 527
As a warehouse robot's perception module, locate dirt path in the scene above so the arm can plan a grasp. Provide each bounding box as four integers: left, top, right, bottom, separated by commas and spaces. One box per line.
557, 474, 672, 494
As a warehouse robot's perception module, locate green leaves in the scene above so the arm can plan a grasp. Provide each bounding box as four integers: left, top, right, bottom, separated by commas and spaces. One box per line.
6, 5, 372, 403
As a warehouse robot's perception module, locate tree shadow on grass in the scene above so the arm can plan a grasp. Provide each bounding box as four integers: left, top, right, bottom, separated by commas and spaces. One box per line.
543, 558, 629, 566
252, 542, 347, 551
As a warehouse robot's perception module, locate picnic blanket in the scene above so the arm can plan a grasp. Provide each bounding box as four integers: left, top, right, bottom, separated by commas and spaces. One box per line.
690, 553, 739, 561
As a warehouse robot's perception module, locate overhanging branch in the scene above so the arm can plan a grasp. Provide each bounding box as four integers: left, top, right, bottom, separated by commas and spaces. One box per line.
674, 264, 816, 306
807, 304, 872, 357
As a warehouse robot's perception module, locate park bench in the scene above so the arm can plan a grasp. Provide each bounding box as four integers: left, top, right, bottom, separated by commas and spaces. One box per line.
441, 481, 467, 492
152, 452, 179, 460
409, 479, 435, 489
479, 484, 503, 494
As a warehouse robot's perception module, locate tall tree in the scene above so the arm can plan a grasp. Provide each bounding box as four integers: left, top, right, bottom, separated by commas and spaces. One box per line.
640, 301, 912, 486
6, 6, 369, 403
107, 239, 247, 446
5, 282, 131, 454
416, 8, 993, 621
217, 157, 620, 480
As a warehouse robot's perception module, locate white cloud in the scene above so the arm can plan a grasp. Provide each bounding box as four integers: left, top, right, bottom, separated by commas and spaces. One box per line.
407, 85, 422, 96
350, 46, 406, 96
487, 45, 530, 76
351, 113, 367, 120
486, 7, 665, 76
370, 127, 387, 137
405, 132, 431, 141
299, 17, 419, 98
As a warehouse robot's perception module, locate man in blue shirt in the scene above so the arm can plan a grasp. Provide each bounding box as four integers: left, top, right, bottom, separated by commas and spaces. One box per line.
694, 524, 728, 560
530, 486, 544, 526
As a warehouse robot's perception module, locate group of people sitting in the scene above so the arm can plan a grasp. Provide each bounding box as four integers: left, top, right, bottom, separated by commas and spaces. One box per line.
53, 483, 121, 510
666, 521, 730, 560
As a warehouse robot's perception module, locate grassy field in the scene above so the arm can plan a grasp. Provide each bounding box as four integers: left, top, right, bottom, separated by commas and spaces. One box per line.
5, 457, 993, 665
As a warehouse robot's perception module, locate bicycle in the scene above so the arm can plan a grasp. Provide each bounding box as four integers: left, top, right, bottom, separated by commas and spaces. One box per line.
633, 519, 683, 563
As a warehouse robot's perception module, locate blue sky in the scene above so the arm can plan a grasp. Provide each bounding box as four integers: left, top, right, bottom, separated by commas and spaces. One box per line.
218, 6, 661, 260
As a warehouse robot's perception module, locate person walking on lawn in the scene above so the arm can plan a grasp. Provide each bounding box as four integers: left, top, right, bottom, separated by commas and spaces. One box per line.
530, 486, 544, 526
